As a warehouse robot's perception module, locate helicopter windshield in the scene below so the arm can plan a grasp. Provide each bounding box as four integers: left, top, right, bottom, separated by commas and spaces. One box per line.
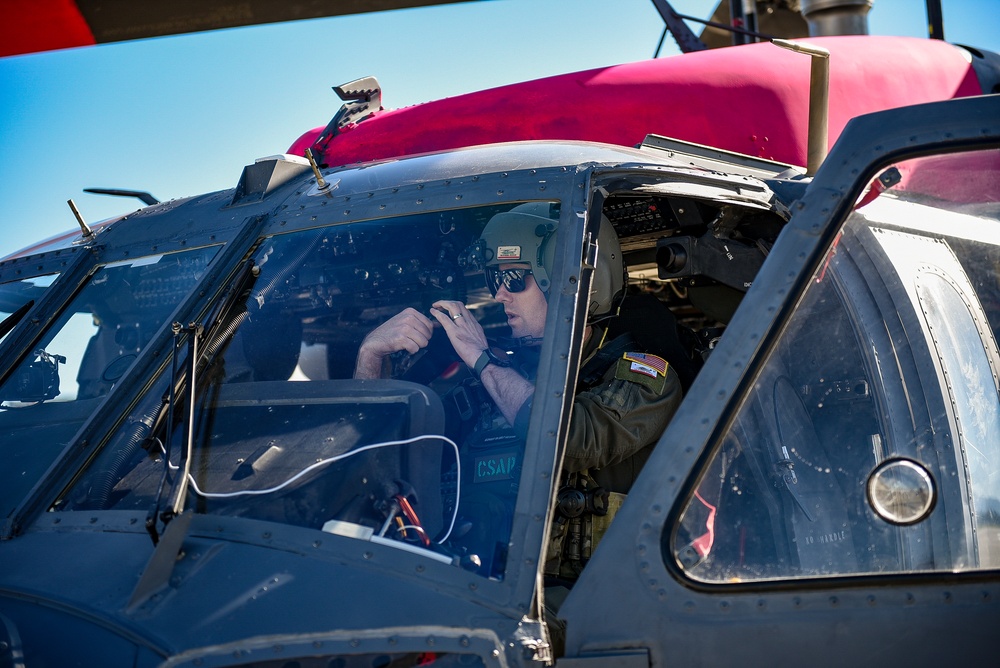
0, 274, 59, 346
0, 247, 218, 520
58, 203, 558, 579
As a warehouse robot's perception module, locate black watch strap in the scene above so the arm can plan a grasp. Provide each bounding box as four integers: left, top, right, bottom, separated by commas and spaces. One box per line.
473, 347, 511, 379
473, 350, 492, 379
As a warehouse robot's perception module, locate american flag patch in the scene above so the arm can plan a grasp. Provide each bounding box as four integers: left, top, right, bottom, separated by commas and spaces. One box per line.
623, 352, 667, 378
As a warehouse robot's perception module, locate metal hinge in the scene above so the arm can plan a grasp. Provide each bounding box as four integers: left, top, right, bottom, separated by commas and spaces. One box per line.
583, 230, 599, 270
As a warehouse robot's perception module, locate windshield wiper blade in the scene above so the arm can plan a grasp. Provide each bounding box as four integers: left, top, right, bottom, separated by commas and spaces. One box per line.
165, 321, 203, 520
144, 258, 261, 545
144, 322, 192, 546
0, 299, 33, 340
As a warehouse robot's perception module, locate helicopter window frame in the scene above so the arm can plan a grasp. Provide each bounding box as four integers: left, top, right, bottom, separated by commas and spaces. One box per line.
0, 272, 60, 347
0, 245, 220, 522
48, 195, 590, 590
666, 146, 1000, 585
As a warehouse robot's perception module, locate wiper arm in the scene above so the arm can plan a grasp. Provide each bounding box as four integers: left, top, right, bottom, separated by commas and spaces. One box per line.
168, 322, 203, 517
145, 258, 260, 545
0, 299, 33, 340
144, 322, 196, 546
143, 232, 319, 543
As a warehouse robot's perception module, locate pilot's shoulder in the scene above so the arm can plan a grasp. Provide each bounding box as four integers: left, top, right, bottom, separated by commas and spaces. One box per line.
613, 351, 671, 394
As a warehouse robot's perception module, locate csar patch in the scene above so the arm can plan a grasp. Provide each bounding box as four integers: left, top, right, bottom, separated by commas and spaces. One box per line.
615, 352, 669, 394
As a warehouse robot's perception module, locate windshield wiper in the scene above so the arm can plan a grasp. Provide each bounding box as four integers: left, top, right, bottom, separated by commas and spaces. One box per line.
0, 299, 33, 341
165, 321, 203, 521
144, 231, 324, 544
145, 258, 260, 545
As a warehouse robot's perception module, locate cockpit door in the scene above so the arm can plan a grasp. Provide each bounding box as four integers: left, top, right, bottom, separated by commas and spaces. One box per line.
557, 95, 1000, 666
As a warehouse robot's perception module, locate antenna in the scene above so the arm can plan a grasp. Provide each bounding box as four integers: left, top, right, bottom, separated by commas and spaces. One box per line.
67, 199, 95, 241
84, 188, 160, 206
926, 0, 945, 40
773, 39, 830, 176
304, 148, 329, 190
649, 0, 708, 54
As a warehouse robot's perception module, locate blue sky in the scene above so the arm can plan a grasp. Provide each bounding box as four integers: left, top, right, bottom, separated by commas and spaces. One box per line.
1, 0, 997, 260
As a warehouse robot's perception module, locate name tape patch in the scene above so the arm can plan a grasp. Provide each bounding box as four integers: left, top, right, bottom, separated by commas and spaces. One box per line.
497, 245, 522, 260
474, 452, 519, 483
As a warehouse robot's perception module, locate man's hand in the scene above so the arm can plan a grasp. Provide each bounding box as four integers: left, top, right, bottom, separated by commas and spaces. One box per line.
431, 299, 532, 425
429, 300, 489, 368
357, 301, 532, 425
353, 307, 435, 379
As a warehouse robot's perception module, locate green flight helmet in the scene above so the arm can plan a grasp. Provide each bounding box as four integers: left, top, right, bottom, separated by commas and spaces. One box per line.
589, 211, 625, 322
477, 203, 624, 322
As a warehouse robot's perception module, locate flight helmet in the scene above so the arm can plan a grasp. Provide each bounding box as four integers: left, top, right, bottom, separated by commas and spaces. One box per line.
468, 202, 624, 323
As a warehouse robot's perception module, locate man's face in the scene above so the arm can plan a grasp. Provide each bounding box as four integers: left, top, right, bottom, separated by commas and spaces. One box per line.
493, 262, 547, 339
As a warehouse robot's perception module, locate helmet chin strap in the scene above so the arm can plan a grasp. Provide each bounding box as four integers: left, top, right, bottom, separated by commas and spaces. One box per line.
498, 335, 544, 349
587, 289, 625, 326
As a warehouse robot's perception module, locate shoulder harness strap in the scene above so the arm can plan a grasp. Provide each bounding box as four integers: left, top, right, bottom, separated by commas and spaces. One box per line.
578, 332, 636, 389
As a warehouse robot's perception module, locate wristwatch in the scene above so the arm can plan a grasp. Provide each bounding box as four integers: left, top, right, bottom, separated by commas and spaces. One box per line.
473, 347, 512, 379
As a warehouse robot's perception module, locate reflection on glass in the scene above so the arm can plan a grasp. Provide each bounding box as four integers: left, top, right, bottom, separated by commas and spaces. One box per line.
0, 247, 217, 519
61, 204, 553, 579
672, 147, 1000, 582
0, 274, 58, 346
918, 271, 1000, 563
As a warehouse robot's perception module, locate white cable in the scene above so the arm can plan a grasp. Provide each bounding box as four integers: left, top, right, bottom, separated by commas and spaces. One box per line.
180, 433, 461, 544
156, 437, 179, 471
394, 524, 429, 538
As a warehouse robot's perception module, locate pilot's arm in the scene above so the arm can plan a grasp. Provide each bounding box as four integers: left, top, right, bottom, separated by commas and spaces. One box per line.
353, 307, 435, 379
354, 300, 536, 426
429, 299, 535, 424
563, 354, 683, 485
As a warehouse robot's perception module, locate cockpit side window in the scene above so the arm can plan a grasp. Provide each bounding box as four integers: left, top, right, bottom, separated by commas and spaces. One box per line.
671, 147, 1000, 582
0, 247, 217, 520
0, 273, 58, 346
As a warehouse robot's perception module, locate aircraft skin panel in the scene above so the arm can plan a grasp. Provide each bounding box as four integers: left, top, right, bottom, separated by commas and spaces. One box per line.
290, 36, 984, 171
555, 93, 1000, 667
0, 0, 479, 58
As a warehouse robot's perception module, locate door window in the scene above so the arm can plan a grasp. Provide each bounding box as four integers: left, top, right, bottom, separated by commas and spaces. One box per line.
672, 148, 1000, 581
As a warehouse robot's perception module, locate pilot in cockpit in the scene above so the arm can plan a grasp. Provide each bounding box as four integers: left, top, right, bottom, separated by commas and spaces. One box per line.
353, 203, 683, 590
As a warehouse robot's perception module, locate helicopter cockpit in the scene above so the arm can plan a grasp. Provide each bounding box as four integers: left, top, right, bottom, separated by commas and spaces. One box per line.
52, 203, 551, 578
0, 130, 850, 588
28, 134, 790, 581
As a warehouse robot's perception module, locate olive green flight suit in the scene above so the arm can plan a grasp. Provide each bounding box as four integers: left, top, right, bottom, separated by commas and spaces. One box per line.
546, 336, 683, 580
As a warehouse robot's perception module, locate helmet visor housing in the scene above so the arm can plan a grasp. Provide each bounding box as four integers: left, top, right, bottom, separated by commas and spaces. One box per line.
477, 202, 559, 294
472, 203, 623, 322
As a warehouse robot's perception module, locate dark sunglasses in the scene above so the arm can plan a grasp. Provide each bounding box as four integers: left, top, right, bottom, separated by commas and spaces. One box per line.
485, 267, 533, 297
